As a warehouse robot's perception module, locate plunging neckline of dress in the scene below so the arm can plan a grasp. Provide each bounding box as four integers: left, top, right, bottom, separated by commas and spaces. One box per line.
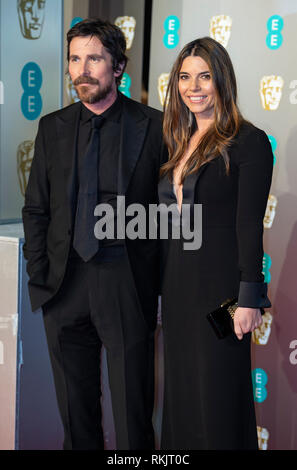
173, 181, 183, 214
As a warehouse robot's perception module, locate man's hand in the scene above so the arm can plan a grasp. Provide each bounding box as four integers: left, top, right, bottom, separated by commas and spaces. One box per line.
233, 307, 263, 340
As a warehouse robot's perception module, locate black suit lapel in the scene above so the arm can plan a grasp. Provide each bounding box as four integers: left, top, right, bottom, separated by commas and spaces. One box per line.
55, 102, 81, 223
182, 163, 209, 206
118, 96, 149, 195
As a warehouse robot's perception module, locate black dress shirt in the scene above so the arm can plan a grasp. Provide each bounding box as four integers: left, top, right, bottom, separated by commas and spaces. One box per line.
71, 93, 123, 256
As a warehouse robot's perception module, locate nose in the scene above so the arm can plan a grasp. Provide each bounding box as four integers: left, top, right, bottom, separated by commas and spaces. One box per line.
189, 76, 201, 91
79, 59, 91, 76
32, 2, 39, 21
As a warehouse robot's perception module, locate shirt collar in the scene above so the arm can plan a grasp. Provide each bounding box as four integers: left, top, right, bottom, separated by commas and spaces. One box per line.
80, 92, 123, 124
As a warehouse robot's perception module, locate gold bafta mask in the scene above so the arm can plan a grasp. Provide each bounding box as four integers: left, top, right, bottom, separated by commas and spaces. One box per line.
260, 75, 284, 110
115, 16, 136, 50
158, 73, 169, 107
65, 74, 79, 104
209, 15, 232, 48
257, 426, 269, 450
17, 140, 34, 196
264, 195, 277, 229
17, 0, 46, 40
252, 312, 273, 345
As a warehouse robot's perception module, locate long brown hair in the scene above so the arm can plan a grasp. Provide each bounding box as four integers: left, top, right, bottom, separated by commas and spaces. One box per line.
160, 37, 245, 182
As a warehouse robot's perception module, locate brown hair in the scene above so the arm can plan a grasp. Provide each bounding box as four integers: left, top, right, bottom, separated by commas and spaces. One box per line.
67, 17, 128, 86
160, 37, 245, 182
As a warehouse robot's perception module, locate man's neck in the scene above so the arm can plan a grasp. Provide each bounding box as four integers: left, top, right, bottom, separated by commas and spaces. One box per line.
82, 89, 118, 115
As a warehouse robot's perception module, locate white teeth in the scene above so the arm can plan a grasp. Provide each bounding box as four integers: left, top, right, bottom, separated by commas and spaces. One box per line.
189, 96, 206, 102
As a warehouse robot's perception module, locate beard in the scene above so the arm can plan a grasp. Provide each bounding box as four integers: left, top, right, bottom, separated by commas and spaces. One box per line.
73, 75, 114, 104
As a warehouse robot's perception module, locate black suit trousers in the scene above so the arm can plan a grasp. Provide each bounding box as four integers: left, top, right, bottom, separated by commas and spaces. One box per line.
42, 252, 155, 450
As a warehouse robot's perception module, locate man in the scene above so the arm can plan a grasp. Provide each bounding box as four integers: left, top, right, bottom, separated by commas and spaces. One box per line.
22, 18, 166, 450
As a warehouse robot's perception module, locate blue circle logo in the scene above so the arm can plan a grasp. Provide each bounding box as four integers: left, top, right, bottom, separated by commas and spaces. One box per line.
70, 17, 84, 28
262, 253, 272, 284
268, 134, 277, 166
252, 368, 268, 403
118, 73, 131, 98
266, 15, 284, 50
163, 15, 180, 49
21, 62, 43, 120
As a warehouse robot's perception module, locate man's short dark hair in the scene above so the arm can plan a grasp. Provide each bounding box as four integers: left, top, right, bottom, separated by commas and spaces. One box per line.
67, 17, 128, 86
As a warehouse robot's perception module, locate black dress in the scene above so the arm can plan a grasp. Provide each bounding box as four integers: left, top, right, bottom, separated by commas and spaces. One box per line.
158, 123, 273, 450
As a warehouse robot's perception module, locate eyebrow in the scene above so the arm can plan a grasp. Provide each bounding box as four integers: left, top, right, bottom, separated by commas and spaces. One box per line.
179, 70, 210, 75
69, 54, 105, 60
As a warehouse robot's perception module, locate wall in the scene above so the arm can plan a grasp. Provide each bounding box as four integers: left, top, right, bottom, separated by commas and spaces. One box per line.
148, 0, 297, 450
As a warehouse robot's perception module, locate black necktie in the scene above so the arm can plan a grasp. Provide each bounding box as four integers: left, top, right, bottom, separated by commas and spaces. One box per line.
73, 115, 104, 261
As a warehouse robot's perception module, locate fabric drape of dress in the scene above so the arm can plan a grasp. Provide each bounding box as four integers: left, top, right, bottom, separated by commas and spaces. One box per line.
158, 122, 273, 450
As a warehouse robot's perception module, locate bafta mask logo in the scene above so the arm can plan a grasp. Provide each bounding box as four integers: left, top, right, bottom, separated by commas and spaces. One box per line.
65, 74, 79, 104
17, 0, 46, 40
17, 140, 34, 196
252, 312, 273, 345
257, 426, 269, 450
158, 73, 169, 107
115, 16, 136, 50
264, 195, 277, 229
209, 15, 232, 48
260, 75, 284, 111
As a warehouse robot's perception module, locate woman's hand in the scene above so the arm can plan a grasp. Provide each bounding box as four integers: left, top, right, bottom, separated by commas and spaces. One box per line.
233, 307, 263, 340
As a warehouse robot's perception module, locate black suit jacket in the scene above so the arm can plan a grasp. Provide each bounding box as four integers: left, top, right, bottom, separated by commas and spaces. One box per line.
22, 94, 166, 329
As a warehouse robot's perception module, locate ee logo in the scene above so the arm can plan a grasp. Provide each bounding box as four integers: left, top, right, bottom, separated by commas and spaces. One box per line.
70, 17, 83, 28
163, 15, 180, 49
266, 15, 283, 50
21, 62, 42, 120
252, 368, 268, 403
118, 73, 131, 98
268, 135, 277, 166
262, 253, 272, 284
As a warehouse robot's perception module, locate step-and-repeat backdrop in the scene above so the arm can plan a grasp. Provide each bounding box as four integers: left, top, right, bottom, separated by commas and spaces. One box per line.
148, 0, 297, 451
0, 0, 63, 221
0, 0, 296, 451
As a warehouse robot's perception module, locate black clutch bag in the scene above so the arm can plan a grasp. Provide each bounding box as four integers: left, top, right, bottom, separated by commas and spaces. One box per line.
206, 298, 264, 339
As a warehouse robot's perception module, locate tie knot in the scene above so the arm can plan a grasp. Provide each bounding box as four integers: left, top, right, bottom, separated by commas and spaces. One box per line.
91, 115, 104, 130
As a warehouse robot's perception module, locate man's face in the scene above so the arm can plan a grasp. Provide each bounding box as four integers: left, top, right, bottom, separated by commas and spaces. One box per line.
17, 0, 46, 40
68, 35, 122, 105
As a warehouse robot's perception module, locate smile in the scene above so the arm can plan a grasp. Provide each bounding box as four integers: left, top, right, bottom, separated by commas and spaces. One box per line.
188, 96, 207, 103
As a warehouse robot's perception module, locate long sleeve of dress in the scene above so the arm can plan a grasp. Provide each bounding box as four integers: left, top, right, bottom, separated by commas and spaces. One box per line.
235, 127, 273, 308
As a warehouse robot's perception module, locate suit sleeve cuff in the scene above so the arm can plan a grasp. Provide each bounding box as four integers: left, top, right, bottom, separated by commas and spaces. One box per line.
237, 281, 271, 308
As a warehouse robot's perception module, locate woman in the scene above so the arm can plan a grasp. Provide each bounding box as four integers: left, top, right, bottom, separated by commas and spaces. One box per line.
158, 37, 273, 450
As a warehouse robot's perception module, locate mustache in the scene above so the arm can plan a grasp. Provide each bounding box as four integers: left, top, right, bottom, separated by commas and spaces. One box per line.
73, 76, 99, 86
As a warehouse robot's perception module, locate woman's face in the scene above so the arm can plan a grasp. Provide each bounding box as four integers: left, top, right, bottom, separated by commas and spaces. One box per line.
178, 55, 216, 121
